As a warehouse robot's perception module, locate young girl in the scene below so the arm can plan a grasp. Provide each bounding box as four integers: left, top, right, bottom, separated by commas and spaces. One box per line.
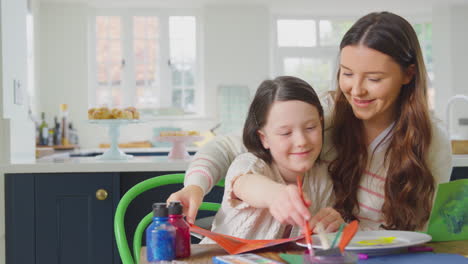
201, 76, 343, 242
168, 12, 452, 232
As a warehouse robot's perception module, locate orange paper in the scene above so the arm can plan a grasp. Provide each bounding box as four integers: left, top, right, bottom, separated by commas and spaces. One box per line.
190, 224, 304, 254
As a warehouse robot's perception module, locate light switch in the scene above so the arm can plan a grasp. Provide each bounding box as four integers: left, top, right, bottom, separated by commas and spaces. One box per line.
13, 79, 23, 105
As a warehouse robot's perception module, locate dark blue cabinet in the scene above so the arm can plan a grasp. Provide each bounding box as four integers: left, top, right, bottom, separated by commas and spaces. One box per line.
5, 171, 223, 264
6, 173, 120, 264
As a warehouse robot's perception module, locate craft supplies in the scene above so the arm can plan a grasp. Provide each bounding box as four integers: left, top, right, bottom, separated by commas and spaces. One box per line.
316, 222, 331, 249
146, 203, 176, 262
168, 201, 191, 258
303, 251, 358, 264
338, 220, 359, 252
330, 223, 345, 248
213, 253, 283, 264
296, 175, 314, 256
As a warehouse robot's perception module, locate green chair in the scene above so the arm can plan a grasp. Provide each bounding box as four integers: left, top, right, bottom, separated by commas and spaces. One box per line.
114, 173, 224, 264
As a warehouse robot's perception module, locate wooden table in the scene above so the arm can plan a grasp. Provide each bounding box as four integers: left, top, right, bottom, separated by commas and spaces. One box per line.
141, 240, 468, 263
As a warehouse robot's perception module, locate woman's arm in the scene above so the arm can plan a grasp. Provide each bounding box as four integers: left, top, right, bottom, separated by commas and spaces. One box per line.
428, 120, 453, 184
184, 133, 246, 193
167, 133, 246, 223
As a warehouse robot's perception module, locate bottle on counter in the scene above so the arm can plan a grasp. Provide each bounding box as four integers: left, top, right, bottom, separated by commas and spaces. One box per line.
47, 128, 55, 146
68, 122, 79, 145
146, 203, 176, 262
39, 112, 49, 146
53, 116, 62, 146
59, 104, 69, 145
168, 201, 191, 258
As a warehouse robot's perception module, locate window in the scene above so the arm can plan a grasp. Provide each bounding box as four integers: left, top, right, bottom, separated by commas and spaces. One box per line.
414, 22, 434, 109
90, 11, 200, 117
273, 17, 435, 109
273, 17, 353, 95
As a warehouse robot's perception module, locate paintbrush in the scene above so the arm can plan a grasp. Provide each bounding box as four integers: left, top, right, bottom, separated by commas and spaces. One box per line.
316, 222, 331, 250
330, 222, 345, 248
338, 220, 359, 253
296, 175, 314, 255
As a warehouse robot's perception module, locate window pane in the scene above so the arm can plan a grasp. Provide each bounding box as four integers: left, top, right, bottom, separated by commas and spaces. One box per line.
277, 19, 316, 47
172, 89, 195, 112
133, 16, 159, 108
319, 20, 353, 46
414, 22, 434, 110
95, 16, 122, 107
283, 57, 332, 93
169, 16, 196, 111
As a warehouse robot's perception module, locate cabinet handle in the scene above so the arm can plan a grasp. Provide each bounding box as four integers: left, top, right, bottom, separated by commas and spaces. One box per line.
96, 189, 108, 200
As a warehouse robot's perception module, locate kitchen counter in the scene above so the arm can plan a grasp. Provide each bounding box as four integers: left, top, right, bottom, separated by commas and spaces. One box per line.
1, 154, 468, 174
452, 154, 468, 167
0, 156, 190, 174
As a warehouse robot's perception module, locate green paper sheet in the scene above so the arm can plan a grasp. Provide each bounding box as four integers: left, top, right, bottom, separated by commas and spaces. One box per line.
279, 253, 303, 264
427, 179, 468, 241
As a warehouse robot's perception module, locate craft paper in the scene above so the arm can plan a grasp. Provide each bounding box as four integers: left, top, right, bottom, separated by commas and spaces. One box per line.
189, 224, 303, 254
427, 179, 468, 241
279, 253, 303, 264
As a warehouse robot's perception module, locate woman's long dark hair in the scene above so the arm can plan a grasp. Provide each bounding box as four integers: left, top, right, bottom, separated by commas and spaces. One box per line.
329, 12, 434, 230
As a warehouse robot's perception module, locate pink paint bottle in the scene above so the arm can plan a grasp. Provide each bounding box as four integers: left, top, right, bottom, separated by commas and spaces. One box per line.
168, 201, 191, 258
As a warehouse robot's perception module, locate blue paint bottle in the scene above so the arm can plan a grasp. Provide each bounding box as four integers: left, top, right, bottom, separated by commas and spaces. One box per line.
146, 203, 176, 262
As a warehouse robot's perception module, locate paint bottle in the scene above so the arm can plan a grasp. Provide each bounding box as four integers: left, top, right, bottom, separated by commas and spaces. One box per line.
168, 201, 191, 258
146, 203, 176, 262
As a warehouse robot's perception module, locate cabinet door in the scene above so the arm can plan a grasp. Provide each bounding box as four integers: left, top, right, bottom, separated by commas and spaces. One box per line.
35, 173, 119, 264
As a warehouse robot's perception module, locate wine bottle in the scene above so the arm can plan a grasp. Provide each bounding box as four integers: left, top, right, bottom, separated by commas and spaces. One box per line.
39, 112, 48, 146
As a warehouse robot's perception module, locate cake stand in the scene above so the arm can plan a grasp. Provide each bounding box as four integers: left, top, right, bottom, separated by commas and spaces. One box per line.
88, 119, 141, 160
155, 135, 204, 160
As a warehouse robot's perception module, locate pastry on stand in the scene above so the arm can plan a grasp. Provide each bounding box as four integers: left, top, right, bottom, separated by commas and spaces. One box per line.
156, 132, 203, 160
88, 119, 141, 160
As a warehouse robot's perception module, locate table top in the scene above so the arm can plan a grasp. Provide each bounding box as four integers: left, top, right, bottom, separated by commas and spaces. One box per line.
140, 240, 468, 263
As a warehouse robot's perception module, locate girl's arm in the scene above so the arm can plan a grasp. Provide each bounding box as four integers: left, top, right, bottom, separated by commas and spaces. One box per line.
233, 173, 312, 226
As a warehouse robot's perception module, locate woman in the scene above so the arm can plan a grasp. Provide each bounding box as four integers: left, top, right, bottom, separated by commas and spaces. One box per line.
168, 11, 452, 231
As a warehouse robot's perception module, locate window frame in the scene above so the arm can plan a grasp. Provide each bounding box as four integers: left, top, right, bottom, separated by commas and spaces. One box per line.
271, 15, 357, 94
87, 7, 205, 118
271, 14, 434, 103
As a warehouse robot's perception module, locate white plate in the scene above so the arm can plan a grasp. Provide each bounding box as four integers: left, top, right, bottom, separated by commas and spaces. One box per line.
296, 230, 432, 255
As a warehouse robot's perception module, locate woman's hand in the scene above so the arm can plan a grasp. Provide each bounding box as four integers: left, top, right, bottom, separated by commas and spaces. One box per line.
267, 184, 312, 226
166, 185, 204, 224
308, 207, 345, 233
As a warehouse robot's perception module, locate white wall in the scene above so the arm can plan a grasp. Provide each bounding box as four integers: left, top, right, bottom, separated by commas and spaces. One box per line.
37, 3, 270, 148
433, 4, 468, 139
203, 4, 270, 123
0, 0, 37, 262
0, 0, 36, 164
35, 1, 468, 147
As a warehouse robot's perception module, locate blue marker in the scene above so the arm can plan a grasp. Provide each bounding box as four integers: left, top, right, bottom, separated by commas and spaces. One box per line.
146, 203, 176, 262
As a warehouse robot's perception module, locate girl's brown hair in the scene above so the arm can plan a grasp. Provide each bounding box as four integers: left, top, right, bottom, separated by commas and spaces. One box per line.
243, 76, 324, 164
329, 12, 434, 230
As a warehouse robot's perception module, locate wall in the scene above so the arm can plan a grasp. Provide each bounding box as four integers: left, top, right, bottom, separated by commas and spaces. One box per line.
433, 4, 468, 139
37, 3, 270, 148
0, 0, 36, 165
0, 0, 37, 261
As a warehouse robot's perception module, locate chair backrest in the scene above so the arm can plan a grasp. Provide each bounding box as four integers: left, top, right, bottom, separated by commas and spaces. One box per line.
114, 173, 223, 264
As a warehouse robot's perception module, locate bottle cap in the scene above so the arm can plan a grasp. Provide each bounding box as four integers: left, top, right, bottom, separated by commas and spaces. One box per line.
152, 203, 168, 217
168, 201, 183, 215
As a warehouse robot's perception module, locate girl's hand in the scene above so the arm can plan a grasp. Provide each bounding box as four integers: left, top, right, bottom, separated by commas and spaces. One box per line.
267, 184, 312, 226
166, 185, 204, 224
309, 207, 345, 233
